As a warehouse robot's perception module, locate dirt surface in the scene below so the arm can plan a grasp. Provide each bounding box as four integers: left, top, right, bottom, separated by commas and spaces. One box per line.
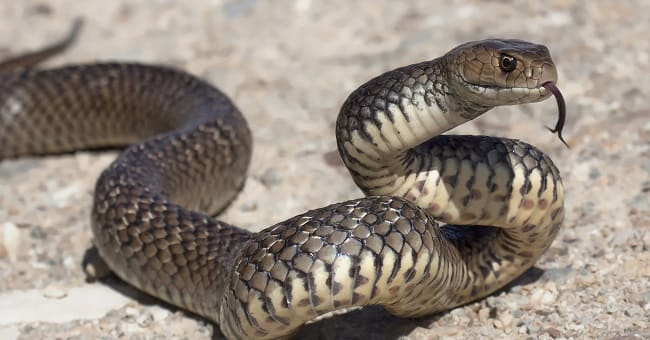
0, 1, 648, 339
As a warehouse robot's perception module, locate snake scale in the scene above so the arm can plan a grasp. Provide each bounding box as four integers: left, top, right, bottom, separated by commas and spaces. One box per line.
0, 21, 565, 339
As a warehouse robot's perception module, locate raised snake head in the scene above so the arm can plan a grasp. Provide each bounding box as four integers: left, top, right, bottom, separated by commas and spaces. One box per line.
443, 38, 567, 145
445, 38, 558, 109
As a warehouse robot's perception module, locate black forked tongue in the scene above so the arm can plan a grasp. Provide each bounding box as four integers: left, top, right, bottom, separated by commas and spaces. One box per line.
542, 82, 569, 148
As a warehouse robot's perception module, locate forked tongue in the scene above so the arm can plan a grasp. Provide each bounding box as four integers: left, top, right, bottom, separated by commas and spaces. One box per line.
542, 82, 569, 148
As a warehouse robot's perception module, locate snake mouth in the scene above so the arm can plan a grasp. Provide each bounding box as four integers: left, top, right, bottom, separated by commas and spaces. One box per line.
460, 78, 552, 104
459, 78, 568, 148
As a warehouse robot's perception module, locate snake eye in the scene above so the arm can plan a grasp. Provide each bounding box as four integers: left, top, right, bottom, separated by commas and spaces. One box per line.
499, 54, 517, 72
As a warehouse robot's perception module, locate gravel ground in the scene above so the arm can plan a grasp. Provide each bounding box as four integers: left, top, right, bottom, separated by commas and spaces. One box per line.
0, 1, 648, 339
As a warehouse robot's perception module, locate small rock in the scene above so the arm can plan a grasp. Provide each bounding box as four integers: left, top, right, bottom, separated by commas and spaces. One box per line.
125, 306, 139, 318
118, 322, 140, 334
499, 312, 514, 329
150, 306, 171, 321
530, 289, 544, 304
530, 287, 557, 305
240, 201, 258, 212
546, 327, 562, 338
0, 222, 24, 262
28, 3, 53, 16
478, 307, 490, 321
42, 283, 68, 299
518, 325, 529, 335
259, 167, 282, 186
541, 290, 556, 305
63, 256, 76, 269
29, 225, 47, 239
136, 312, 154, 327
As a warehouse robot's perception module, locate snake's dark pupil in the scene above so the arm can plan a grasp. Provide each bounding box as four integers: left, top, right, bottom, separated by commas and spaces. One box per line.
500, 55, 516, 72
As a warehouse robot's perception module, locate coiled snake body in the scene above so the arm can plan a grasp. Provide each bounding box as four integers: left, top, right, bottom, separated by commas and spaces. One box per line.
0, 24, 565, 339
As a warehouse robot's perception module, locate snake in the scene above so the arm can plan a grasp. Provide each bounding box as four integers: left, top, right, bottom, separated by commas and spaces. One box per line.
0, 20, 565, 339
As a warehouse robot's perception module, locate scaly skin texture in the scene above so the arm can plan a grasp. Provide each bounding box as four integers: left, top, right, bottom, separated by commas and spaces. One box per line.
0, 37, 563, 339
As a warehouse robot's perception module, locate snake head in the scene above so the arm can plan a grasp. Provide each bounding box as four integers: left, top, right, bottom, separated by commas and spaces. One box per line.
445, 39, 558, 110
444, 39, 568, 147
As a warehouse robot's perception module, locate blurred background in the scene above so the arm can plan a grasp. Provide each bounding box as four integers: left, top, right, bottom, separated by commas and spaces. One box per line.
0, 1, 648, 339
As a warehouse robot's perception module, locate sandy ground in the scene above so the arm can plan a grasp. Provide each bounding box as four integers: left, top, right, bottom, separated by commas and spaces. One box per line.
0, 1, 648, 339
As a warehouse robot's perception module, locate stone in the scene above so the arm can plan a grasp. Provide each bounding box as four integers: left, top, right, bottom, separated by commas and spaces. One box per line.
42, 283, 68, 299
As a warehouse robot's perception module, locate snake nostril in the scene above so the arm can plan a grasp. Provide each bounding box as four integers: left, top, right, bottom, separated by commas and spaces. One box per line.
541, 63, 559, 84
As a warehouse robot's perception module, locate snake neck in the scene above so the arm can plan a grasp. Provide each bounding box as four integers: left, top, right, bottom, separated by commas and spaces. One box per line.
335, 58, 490, 194
335, 58, 564, 309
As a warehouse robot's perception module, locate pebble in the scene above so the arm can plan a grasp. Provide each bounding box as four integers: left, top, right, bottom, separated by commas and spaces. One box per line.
29, 225, 47, 239
530, 288, 557, 306
0, 222, 29, 262
517, 325, 528, 335
27, 3, 52, 16
239, 201, 258, 212
150, 306, 171, 321
125, 306, 140, 318
478, 307, 490, 321
0, 222, 22, 262
62, 256, 76, 269
546, 327, 562, 338
259, 167, 282, 186
136, 312, 154, 328
493, 319, 503, 329
498, 312, 514, 329
42, 283, 68, 299
118, 322, 140, 334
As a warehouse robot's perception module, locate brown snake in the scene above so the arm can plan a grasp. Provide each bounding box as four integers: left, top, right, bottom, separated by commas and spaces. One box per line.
0, 21, 565, 339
